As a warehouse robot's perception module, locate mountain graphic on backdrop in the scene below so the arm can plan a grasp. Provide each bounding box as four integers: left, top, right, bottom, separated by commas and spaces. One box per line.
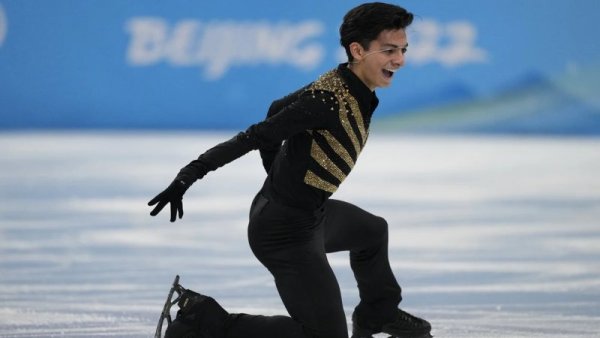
374, 64, 600, 135
379, 81, 476, 117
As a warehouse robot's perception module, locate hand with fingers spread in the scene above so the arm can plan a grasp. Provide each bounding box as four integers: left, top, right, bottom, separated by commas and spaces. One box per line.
148, 179, 190, 222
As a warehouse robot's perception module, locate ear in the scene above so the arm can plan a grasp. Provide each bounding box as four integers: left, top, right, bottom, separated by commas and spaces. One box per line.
349, 42, 365, 62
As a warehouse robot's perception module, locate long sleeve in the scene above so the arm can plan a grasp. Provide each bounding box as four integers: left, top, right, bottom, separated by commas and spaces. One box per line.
259, 87, 307, 173
176, 89, 336, 185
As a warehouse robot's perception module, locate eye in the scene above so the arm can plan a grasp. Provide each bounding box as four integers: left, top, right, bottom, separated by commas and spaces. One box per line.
401, 47, 407, 54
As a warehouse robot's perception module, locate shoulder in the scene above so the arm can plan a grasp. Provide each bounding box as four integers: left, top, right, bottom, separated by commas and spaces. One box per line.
267, 86, 308, 117
309, 69, 348, 95
305, 69, 353, 108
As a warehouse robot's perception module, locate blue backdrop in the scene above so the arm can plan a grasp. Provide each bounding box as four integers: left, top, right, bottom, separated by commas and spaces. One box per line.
1, 0, 599, 133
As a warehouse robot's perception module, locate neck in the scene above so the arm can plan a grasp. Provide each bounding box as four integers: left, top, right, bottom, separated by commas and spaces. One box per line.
346, 62, 375, 92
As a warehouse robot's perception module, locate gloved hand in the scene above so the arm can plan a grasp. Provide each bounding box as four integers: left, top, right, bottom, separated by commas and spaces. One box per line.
148, 179, 190, 222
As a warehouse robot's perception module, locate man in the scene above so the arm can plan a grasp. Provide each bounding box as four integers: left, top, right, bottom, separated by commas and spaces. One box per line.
149, 2, 432, 338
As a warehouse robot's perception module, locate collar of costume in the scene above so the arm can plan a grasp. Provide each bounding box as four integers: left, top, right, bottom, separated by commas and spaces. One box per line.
337, 63, 379, 114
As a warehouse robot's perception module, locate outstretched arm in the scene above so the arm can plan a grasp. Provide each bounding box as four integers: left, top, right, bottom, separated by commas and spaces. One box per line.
148, 89, 337, 222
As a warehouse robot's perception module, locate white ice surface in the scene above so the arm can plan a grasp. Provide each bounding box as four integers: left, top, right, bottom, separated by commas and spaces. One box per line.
1, 132, 599, 337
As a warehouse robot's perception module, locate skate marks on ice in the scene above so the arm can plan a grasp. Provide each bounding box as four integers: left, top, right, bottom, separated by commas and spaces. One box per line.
0, 132, 599, 337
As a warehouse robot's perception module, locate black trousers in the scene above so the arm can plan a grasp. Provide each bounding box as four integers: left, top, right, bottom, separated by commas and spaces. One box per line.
224, 193, 402, 338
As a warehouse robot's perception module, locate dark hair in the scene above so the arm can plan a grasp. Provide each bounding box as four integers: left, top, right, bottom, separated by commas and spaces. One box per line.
340, 2, 414, 61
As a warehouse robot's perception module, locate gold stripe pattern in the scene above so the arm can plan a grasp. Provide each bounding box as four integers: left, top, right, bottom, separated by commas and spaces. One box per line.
304, 170, 338, 193
302, 69, 370, 194
347, 95, 368, 145
338, 98, 361, 155
315, 130, 354, 168
310, 141, 346, 183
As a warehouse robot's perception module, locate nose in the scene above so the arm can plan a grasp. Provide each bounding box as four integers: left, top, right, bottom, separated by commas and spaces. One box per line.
393, 52, 405, 68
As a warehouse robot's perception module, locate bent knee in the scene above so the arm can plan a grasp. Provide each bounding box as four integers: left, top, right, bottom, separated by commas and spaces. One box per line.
372, 215, 389, 241
358, 215, 388, 248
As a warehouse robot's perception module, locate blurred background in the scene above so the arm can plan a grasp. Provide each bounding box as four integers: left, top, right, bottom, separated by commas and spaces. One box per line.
1, 1, 600, 337
1, 0, 599, 133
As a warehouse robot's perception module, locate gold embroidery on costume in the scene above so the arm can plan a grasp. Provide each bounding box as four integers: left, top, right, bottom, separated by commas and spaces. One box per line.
315, 130, 354, 168
347, 96, 368, 145
310, 141, 346, 183
339, 104, 361, 155
304, 170, 338, 193
303, 70, 369, 193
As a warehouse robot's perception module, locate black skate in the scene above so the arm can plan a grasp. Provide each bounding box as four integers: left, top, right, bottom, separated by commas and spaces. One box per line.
351, 308, 432, 338
154, 275, 228, 338
155, 275, 186, 338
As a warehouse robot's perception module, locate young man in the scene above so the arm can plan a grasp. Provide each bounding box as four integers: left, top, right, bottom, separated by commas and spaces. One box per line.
149, 2, 432, 338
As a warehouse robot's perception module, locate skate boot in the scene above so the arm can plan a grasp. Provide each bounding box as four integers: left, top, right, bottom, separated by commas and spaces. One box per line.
155, 275, 228, 338
351, 308, 432, 338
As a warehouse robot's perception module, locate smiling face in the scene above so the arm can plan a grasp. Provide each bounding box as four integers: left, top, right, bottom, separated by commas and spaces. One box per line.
347, 29, 408, 91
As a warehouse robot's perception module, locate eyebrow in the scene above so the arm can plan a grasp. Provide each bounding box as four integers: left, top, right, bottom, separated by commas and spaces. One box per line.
381, 43, 409, 49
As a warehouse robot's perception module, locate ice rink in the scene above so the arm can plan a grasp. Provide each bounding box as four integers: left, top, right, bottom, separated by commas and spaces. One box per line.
1, 132, 599, 337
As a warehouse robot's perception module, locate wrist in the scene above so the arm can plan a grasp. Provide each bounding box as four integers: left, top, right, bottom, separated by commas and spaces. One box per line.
172, 178, 191, 193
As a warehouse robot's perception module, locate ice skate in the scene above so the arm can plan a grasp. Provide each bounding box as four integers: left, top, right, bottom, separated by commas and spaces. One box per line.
351, 308, 432, 338
155, 275, 228, 338
155, 275, 185, 338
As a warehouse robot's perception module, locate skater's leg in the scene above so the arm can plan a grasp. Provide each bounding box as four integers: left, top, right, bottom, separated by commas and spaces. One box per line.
320, 200, 431, 337
259, 244, 348, 338
321, 199, 402, 327
225, 314, 306, 338
159, 278, 306, 338
238, 193, 349, 338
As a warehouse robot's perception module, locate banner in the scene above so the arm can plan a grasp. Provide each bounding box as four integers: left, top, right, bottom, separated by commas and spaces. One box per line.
1, 0, 599, 133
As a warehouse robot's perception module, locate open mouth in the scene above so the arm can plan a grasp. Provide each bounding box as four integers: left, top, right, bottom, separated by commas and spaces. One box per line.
382, 68, 396, 79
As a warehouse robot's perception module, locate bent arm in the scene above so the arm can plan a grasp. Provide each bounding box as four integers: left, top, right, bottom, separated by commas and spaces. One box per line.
176, 90, 336, 185
259, 87, 307, 173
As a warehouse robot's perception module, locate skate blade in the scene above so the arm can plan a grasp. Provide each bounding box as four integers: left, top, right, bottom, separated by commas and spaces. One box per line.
154, 275, 186, 338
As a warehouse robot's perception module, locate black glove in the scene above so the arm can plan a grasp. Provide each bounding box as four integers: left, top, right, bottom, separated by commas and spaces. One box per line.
148, 179, 190, 222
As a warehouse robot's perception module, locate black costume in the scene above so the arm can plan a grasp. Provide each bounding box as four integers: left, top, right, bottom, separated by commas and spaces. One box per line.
174, 64, 403, 338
